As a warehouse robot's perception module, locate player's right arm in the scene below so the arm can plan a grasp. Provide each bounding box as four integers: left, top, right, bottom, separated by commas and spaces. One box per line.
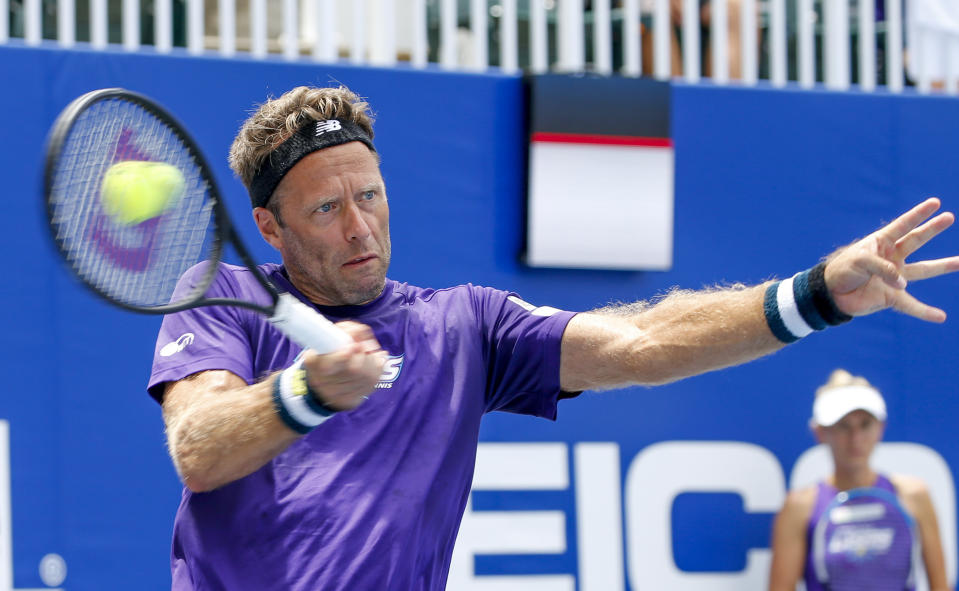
162, 321, 384, 492
768, 487, 815, 591
162, 369, 296, 492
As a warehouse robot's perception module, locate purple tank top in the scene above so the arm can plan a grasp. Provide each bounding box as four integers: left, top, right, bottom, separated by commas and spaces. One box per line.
804, 474, 918, 591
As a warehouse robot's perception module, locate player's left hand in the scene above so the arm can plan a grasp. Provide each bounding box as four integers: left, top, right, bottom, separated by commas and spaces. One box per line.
301, 320, 386, 411
825, 198, 959, 322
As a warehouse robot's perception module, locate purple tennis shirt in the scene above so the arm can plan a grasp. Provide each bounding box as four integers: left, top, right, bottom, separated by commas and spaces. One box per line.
148, 262, 577, 590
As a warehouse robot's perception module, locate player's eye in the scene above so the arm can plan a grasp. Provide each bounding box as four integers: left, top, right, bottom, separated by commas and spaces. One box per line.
361, 190, 376, 201
317, 202, 335, 214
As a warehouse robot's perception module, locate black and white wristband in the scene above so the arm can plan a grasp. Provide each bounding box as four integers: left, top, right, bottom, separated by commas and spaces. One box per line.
764, 262, 853, 344
272, 355, 337, 435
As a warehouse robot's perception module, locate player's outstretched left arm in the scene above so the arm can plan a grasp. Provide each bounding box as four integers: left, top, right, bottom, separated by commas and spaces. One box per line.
559, 198, 959, 393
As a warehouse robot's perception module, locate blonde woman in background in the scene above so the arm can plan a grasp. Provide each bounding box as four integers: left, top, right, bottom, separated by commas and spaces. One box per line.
769, 369, 950, 591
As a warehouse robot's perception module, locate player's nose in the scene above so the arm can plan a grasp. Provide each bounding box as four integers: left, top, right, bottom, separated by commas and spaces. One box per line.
343, 203, 372, 242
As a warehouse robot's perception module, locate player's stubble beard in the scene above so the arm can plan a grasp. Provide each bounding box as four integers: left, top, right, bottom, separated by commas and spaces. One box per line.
284, 229, 392, 307
343, 236, 391, 305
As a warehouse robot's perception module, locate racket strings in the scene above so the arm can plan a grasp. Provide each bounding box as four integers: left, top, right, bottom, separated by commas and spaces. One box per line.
49, 98, 217, 308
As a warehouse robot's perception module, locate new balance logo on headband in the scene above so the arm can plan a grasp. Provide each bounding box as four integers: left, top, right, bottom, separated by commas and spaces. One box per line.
315, 120, 342, 136
250, 118, 376, 209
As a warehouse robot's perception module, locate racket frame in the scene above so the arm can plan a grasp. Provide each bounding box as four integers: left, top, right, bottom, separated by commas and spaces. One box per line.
44, 87, 279, 317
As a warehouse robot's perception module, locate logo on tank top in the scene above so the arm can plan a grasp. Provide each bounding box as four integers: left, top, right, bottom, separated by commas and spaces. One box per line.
375, 355, 404, 389
828, 524, 895, 559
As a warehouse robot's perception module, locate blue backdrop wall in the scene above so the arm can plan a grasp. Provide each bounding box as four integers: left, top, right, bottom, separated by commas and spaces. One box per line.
1, 44, 958, 590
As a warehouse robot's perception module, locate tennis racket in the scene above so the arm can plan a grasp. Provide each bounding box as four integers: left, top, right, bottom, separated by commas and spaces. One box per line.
811, 486, 920, 591
44, 87, 351, 353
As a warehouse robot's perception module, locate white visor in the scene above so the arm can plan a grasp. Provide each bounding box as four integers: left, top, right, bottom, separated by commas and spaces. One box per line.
812, 385, 887, 427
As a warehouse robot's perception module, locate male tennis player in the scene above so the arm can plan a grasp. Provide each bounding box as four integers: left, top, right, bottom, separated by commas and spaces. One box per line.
768, 370, 950, 591
149, 85, 959, 590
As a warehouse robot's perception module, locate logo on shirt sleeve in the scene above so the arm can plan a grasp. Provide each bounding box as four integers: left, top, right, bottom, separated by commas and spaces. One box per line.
159, 332, 195, 357
507, 295, 562, 317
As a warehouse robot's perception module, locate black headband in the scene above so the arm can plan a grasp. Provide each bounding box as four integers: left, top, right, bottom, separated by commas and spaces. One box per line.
249, 119, 376, 209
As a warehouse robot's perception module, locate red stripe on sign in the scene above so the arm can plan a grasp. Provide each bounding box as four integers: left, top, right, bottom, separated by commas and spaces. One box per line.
532, 132, 673, 147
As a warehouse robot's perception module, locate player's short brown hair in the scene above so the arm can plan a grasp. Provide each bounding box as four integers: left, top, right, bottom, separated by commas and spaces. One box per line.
229, 85, 375, 191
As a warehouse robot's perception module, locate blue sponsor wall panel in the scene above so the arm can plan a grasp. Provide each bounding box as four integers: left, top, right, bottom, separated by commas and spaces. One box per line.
1, 44, 958, 589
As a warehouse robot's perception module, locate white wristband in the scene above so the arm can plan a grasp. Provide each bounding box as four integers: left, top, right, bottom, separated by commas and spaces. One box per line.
271, 356, 336, 434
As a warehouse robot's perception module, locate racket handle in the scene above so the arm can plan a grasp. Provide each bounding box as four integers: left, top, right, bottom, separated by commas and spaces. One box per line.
269, 293, 353, 354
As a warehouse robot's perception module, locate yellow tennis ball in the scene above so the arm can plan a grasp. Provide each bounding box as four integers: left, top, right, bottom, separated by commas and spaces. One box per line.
100, 161, 185, 226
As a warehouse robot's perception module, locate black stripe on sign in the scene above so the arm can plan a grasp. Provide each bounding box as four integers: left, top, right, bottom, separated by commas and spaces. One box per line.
528, 74, 671, 139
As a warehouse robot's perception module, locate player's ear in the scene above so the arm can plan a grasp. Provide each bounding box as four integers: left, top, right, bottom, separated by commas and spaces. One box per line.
253, 206, 283, 250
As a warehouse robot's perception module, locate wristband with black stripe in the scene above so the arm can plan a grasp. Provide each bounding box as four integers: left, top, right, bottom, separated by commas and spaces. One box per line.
271, 355, 337, 434
764, 263, 852, 344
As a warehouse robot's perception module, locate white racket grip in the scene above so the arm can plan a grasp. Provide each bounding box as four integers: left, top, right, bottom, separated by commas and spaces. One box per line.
269, 293, 353, 354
